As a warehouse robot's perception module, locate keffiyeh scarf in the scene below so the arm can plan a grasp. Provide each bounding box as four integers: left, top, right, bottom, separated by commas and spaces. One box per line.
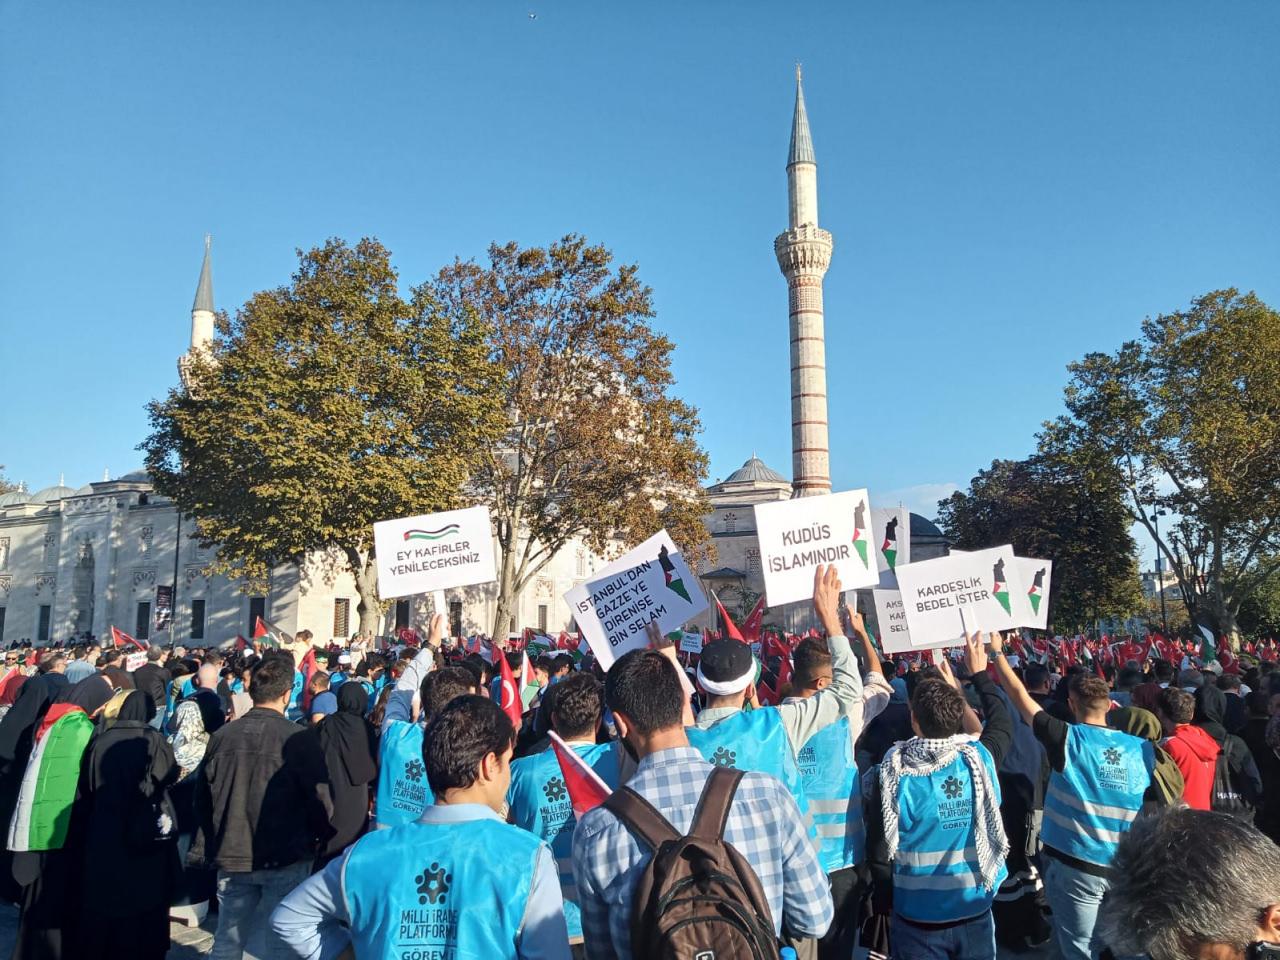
879, 735, 1009, 891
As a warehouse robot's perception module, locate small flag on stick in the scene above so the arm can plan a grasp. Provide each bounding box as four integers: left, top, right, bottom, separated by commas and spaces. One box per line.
549, 731, 613, 819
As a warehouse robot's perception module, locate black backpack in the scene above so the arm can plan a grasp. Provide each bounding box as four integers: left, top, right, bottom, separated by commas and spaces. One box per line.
1210, 738, 1258, 821
603, 766, 781, 960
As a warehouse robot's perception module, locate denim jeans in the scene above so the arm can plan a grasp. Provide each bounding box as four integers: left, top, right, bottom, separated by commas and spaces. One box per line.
211, 861, 312, 960
1042, 856, 1107, 960
890, 910, 996, 960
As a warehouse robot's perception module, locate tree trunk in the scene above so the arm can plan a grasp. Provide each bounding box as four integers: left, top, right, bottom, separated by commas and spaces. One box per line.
492, 535, 518, 640
344, 547, 383, 638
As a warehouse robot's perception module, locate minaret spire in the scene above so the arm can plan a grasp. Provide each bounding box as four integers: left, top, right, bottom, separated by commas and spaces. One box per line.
774, 68, 834, 497
180, 234, 216, 389
192, 234, 214, 314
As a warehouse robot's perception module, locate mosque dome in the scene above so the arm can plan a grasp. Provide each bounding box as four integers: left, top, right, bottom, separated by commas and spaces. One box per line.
118, 470, 151, 483
0, 491, 32, 508
723, 456, 788, 485
30, 485, 75, 504
73, 484, 94, 496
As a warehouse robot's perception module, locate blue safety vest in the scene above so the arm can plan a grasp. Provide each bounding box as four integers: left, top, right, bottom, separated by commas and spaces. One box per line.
687, 708, 817, 842
375, 720, 433, 828
889, 744, 1008, 923
507, 742, 619, 939
798, 716, 864, 873
1041, 724, 1152, 867
343, 816, 543, 960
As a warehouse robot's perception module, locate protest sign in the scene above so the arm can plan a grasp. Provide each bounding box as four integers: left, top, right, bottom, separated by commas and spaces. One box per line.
563, 531, 708, 670
372, 506, 496, 600
1015, 557, 1053, 631
872, 506, 910, 575
678, 631, 705, 654
125, 651, 148, 672
753, 489, 880, 606
895, 545, 1023, 648
872, 589, 915, 654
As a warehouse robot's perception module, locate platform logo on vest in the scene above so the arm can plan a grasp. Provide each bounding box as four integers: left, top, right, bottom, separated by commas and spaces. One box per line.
711, 746, 738, 768
416, 862, 452, 905
393, 758, 429, 812
543, 776, 567, 803
1098, 745, 1131, 790
398, 860, 458, 950
937, 774, 972, 830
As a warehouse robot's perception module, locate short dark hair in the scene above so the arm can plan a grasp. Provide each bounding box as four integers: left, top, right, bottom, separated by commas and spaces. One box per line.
1117, 667, 1142, 691
1159, 686, 1195, 725
1069, 674, 1111, 712
792, 638, 832, 689
1098, 808, 1280, 960
249, 654, 295, 704
99, 649, 122, 667
420, 666, 477, 721
605, 649, 685, 735
423, 695, 514, 796
70, 645, 86, 661
1024, 663, 1050, 690
910, 678, 965, 738
535, 655, 556, 674
550, 672, 603, 739
38, 653, 67, 674
904, 664, 942, 700
461, 654, 491, 687
1153, 660, 1174, 684
1216, 673, 1241, 692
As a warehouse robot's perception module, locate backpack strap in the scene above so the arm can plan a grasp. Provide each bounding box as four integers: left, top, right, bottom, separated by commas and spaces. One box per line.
689, 766, 744, 841
604, 786, 681, 852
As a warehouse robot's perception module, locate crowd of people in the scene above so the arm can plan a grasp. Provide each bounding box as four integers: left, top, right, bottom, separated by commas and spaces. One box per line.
0, 567, 1277, 960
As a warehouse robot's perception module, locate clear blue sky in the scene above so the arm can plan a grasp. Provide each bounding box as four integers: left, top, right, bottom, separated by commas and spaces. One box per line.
3, 0, 1277, 529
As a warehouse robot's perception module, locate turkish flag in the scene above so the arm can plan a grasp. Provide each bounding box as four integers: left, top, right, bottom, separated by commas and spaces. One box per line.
111, 625, 147, 651
497, 650, 522, 728
714, 595, 746, 643
741, 597, 766, 643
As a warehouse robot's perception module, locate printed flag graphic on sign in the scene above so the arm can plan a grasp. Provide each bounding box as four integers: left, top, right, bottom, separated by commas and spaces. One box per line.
1027, 567, 1046, 615
992, 558, 1012, 615
402, 524, 461, 542
881, 515, 899, 570
852, 501, 869, 569
548, 731, 613, 819
659, 544, 693, 603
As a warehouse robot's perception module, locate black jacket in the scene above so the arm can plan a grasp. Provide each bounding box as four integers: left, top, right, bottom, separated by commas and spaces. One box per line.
189, 707, 334, 872
132, 663, 170, 713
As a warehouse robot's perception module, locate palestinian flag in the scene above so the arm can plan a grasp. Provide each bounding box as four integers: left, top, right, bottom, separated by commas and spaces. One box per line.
658, 545, 692, 603
1027, 567, 1047, 616
110, 625, 147, 651
992, 560, 1012, 615
549, 731, 613, 819
1197, 624, 1218, 664
7, 705, 95, 852
852, 526, 869, 569
527, 633, 554, 654
881, 517, 899, 570
253, 616, 293, 649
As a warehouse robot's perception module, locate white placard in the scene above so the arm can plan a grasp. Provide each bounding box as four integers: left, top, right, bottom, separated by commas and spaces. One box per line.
895, 545, 1024, 648
679, 631, 705, 654
373, 506, 497, 600
125, 652, 148, 672
872, 589, 914, 654
564, 531, 709, 670
872, 506, 911, 575
1015, 557, 1052, 631
753, 489, 881, 606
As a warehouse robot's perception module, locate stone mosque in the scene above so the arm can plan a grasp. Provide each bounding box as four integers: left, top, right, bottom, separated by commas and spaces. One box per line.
0, 72, 943, 648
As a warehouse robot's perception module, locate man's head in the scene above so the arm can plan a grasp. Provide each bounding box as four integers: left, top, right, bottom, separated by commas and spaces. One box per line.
550, 672, 603, 740
248, 654, 294, 711
146, 644, 165, 663
1153, 660, 1175, 685
1217, 673, 1242, 695
99, 649, 121, 668
606, 649, 687, 754
1067, 674, 1112, 720
308, 670, 330, 694
534, 655, 555, 687
70, 645, 86, 662
1179, 668, 1205, 690
1024, 663, 1050, 693
423, 695, 515, 812
1098, 808, 1280, 960
551, 656, 572, 680
40, 652, 67, 675
909, 678, 966, 739
420, 665, 477, 721
791, 638, 833, 698
1160, 686, 1196, 727
1117, 667, 1142, 692
696, 640, 755, 709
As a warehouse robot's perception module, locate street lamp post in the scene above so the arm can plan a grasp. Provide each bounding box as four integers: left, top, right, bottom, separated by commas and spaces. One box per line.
1153, 509, 1168, 636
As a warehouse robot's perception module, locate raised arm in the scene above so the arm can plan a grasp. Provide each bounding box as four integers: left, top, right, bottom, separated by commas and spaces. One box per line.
988, 630, 1043, 725
936, 653, 982, 736
382, 613, 443, 733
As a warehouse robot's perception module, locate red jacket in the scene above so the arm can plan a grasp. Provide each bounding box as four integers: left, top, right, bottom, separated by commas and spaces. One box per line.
1163, 724, 1220, 810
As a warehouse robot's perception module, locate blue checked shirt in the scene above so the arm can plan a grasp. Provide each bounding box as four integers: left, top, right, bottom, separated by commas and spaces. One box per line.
571, 746, 833, 960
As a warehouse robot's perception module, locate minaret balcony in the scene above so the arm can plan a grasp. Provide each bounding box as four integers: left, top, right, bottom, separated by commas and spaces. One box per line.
774, 226, 833, 274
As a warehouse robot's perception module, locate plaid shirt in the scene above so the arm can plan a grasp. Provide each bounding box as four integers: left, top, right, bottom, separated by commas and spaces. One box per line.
571, 746, 833, 960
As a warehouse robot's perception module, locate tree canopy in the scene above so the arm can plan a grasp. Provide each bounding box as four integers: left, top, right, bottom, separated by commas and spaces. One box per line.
936, 454, 1144, 632
431, 236, 710, 638
142, 238, 504, 634
1043, 289, 1280, 638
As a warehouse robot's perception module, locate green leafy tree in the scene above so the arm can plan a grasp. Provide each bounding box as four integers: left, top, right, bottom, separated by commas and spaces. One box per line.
142, 239, 504, 635
0, 467, 17, 496
936, 455, 1144, 632
431, 236, 711, 638
1044, 289, 1280, 639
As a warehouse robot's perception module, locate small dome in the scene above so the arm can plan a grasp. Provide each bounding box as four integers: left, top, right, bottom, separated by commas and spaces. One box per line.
73, 484, 94, 496
117, 470, 150, 483
910, 512, 947, 541
0, 491, 32, 507
723, 456, 788, 485
30, 485, 75, 504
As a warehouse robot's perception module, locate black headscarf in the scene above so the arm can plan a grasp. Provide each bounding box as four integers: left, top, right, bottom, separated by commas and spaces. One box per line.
115, 690, 156, 724
57, 674, 113, 716
1193, 684, 1229, 744
317, 683, 376, 787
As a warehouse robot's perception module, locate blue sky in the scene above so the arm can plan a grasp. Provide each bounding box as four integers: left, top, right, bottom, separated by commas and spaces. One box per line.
3, 0, 1277, 536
